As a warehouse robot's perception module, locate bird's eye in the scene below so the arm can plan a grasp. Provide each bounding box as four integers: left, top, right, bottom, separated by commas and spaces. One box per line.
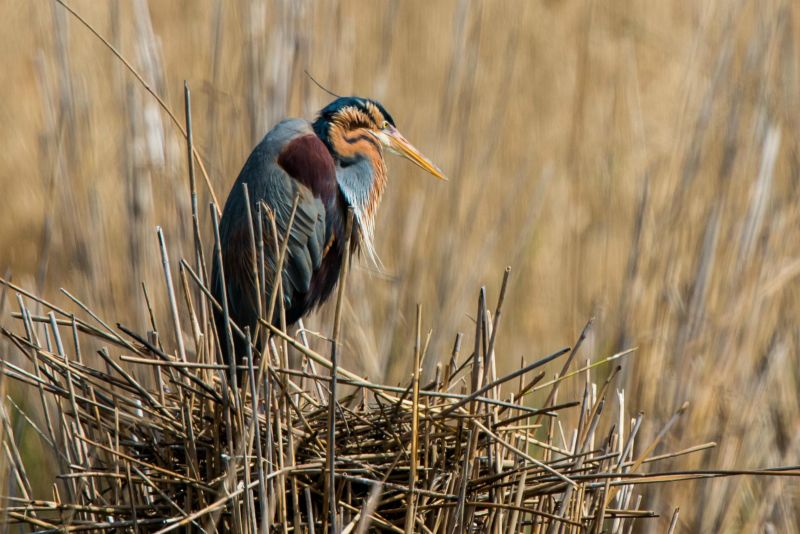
382, 121, 390, 129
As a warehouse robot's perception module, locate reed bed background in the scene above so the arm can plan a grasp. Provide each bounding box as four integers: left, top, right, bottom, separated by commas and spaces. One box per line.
1, 0, 799, 531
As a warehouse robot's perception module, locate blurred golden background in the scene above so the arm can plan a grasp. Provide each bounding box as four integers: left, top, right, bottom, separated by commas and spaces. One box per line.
1, 0, 799, 531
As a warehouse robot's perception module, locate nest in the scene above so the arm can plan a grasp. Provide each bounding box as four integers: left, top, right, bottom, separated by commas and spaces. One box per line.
6, 265, 768, 534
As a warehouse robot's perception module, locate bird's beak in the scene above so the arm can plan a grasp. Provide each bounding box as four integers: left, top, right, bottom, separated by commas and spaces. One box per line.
377, 126, 448, 181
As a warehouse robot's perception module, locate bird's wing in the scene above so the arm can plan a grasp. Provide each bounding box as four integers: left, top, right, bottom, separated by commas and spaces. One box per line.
213, 120, 337, 353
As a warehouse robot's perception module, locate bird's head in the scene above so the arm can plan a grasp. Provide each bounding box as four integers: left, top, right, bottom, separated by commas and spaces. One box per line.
312, 97, 447, 181
312, 96, 446, 265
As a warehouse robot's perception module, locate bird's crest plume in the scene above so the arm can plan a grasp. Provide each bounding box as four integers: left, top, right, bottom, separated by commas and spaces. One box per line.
304, 70, 341, 99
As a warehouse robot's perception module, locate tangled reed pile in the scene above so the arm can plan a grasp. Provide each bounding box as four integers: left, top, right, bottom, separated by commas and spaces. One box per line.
5, 260, 795, 533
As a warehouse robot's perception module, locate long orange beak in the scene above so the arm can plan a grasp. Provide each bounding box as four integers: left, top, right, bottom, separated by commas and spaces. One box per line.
379, 126, 448, 181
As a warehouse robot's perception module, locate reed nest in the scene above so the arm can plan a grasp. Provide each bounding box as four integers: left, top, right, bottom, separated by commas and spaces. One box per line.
3, 261, 799, 533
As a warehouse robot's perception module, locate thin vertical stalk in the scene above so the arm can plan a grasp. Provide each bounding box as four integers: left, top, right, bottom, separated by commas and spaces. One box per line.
404, 304, 423, 533
325, 209, 354, 534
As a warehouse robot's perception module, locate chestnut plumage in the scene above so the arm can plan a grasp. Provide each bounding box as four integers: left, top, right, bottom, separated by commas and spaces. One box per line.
212, 97, 446, 368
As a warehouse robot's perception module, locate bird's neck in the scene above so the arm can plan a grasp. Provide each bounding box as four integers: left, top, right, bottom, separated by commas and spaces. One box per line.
336, 150, 387, 265
316, 121, 388, 264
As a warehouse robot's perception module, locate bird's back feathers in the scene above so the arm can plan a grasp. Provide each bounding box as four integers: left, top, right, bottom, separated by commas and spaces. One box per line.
212, 119, 346, 367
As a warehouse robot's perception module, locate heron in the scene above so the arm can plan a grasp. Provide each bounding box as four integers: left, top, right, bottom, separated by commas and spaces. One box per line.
212, 96, 446, 368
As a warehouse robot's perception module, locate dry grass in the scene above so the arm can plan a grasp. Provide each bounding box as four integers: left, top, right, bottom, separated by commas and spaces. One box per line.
1, 0, 800, 531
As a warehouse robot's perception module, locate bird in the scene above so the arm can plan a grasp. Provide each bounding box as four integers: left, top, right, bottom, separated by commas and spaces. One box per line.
212, 96, 446, 369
